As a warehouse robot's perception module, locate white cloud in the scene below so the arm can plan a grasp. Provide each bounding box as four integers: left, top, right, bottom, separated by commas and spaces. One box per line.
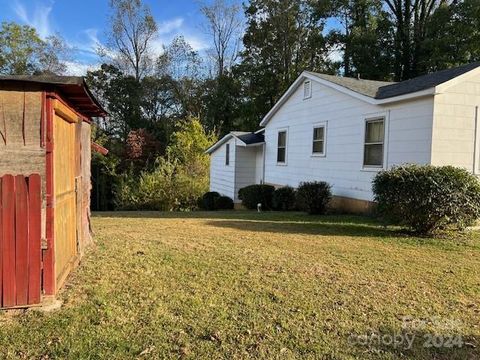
12, 0, 54, 38
157, 17, 184, 35
64, 61, 100, 76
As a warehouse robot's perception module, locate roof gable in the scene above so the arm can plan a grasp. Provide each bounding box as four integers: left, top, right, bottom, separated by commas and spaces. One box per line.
206, 131, 265, 154
260, 63, 480, 127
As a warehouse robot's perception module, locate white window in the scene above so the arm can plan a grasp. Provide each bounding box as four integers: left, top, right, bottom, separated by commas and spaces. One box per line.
303, 80, 312, 99
225, 143, 230, 165
312, 123, 326, 156
363, 117, 385, 167
277, 130, 287, 163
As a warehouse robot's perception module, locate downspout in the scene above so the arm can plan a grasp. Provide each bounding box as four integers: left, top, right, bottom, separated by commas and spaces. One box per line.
473, 106, 478, 174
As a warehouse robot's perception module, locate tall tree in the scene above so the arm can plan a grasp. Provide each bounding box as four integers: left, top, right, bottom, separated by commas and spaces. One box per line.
105, 0, 157, 81
326, 0, 394, 80
0, 22, 68, 75
421, 0, 480, 71
157, 36, 205, 119
384, 0, 446, 80
235, 0, 333, 128
200, 0, 243, 77
86, 64, 143, 142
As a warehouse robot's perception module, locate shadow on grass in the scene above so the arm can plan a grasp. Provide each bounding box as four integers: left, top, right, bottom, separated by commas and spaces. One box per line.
93, 211, 480, 248
204, 219, 391, 238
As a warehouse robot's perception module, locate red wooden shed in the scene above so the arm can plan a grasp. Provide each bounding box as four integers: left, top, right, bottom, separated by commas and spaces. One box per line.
0, 75, 106, 309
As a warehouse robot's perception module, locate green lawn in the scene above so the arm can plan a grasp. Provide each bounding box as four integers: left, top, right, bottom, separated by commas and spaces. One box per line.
1, 212, 479, 359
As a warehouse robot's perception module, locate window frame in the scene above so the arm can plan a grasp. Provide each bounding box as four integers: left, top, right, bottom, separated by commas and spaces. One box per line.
225, 143, 230, 166
362, 116, 386, 169
276, 129, 288, 165
303, 80, 312, 100
312, 121, 327, 157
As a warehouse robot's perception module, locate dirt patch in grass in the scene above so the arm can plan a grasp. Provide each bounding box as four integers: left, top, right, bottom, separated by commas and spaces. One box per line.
1, 211, 479, 359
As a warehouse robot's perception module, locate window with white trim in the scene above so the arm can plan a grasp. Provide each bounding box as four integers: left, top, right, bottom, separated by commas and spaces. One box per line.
225, 143, 230, 165
312, 124, 326, 155
363, 117, 385, 167
277, 130, 287, 163
303, 80, 312, 99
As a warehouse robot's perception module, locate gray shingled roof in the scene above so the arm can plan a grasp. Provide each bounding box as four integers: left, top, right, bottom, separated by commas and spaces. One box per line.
307, 62, 480, 100
306, 71, 393, 98
236, 132, 265, 145
376, 62, 480, 99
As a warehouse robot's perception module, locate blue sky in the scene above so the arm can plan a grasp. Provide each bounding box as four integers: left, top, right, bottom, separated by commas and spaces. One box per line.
0, 0, 341, 75
0, 0, 245, 74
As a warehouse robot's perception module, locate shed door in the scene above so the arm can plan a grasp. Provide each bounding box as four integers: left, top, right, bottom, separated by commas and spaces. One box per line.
54, 113, 77, 289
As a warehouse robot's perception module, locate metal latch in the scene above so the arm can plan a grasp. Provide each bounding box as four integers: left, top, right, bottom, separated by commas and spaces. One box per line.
41, 238, 48, 250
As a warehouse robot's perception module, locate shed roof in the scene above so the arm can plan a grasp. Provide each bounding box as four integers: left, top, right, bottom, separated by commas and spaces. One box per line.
0, 74, 107, 117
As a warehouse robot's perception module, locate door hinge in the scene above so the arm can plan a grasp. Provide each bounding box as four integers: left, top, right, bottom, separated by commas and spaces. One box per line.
41, 238, 48, 250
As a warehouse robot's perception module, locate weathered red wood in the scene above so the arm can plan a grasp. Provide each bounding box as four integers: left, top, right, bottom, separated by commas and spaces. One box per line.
15, 176, 29, 305
2, 175, 16, 307
28, 174, 42, 305
0, 178, 3, 307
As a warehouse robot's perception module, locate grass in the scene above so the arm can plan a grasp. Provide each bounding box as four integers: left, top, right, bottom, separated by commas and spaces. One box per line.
1, 211, 479, 359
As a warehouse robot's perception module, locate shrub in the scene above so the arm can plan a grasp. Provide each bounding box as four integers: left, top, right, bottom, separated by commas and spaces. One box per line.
114, 118, 217, 211
272, 186, 296, 211
238, 184, 275, 210
296, 181, 332, 215
200, 192, 221, 210
372, 165, 480, 234
214, 195, 234, 210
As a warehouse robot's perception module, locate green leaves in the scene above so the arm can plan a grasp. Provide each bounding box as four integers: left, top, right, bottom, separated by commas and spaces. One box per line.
373, 165, 480, 235
0, 22, 66, 75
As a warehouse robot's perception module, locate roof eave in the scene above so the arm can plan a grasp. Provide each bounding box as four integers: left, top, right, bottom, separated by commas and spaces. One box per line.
259, 72, 437, 127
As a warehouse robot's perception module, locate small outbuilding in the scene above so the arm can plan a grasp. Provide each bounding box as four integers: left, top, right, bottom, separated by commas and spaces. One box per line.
0, 75, 106, 309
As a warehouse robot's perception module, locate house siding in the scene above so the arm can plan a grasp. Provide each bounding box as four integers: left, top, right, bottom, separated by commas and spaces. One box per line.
234, 146, 258, 201
264, 79, 434, 201
209, 138, 236, 199
431, 72, 480, 171
255, 145, 265, 184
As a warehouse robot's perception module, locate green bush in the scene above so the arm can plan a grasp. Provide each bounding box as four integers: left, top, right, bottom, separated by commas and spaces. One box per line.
272, 186, 296, 211
200, 192, 221, 210
214, 196, 234, 210
238, 184, 275, 210
372, 165, 480, 234
114, 118, 217, 211
296, 181, 332, 215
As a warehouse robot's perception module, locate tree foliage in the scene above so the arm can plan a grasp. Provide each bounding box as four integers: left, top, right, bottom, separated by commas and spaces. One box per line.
106, 0, 158, 81
0, 22, 68, 75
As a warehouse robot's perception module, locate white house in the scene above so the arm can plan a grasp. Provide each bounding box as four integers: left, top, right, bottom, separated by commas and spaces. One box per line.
206, 62, 480, 212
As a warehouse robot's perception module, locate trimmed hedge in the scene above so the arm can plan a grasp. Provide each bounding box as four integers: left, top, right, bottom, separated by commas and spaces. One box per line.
272, 186, 296, 211
296, 181, 332, 215
200, 191, 220, 210
238, 184, 275, 210
372, 165, 480, 234
214, 195, 234, 210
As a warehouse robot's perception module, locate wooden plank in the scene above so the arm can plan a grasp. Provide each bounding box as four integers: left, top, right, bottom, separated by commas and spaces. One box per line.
15, 175, 29, 306
2, 175, 16, 307
0, 177, 3, 307
44, 96, 55, 295
52, 99, 80, 123
28, 174, 42, 305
